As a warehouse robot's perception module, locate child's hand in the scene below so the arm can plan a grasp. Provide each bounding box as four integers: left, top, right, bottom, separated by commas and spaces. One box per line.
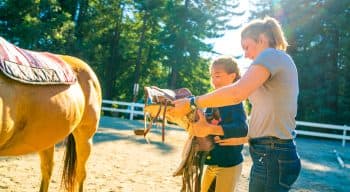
189, 110, 210, 137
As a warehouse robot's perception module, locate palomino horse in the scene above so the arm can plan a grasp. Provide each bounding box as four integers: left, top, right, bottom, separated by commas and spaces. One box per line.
0, 37, 102, 192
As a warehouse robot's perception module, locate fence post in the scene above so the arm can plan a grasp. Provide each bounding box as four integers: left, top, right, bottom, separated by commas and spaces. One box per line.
130, 103, 135, 120
342, 125, 347, 147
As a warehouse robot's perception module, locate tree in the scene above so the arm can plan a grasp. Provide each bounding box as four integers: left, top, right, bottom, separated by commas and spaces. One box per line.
160, 0, 244, 91
0, 0, 74, 52
0, 0, 247, 107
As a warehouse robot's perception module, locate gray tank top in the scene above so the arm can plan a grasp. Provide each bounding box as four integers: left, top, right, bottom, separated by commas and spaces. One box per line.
248, 48, 299, 139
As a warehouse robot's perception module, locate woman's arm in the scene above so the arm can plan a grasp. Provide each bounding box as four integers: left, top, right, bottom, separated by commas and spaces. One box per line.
196, 64, 270, 108
170, 65, 270, 117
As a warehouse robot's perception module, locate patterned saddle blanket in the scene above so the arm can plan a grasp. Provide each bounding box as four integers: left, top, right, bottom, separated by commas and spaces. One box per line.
0, 37, 76, 85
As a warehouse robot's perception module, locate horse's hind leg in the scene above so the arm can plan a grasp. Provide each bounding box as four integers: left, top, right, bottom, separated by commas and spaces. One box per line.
38, 146, 55, 192
73, 124, 97, 192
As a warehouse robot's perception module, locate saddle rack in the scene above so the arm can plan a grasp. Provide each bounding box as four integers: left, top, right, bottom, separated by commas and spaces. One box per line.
139, 86, 193, 142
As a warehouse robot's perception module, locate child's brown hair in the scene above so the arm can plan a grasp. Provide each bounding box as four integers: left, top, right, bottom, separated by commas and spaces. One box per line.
210, 56, 241, 83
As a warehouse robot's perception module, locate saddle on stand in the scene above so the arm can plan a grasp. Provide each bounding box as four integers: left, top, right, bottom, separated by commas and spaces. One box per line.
144, 86, 215, 192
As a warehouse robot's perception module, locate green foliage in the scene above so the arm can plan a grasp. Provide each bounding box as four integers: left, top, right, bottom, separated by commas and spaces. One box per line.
0, 0, 74, 52
0, 0, 243, 102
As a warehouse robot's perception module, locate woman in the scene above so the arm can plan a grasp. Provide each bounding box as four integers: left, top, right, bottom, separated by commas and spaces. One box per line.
198, 57, 247, 192
171, 16, 301, 192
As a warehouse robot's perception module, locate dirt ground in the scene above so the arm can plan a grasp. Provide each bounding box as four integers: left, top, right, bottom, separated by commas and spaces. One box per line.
0, 116, 349, 192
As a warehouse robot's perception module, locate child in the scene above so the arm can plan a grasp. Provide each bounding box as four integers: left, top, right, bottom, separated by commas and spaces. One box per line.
195, 57, 248, 192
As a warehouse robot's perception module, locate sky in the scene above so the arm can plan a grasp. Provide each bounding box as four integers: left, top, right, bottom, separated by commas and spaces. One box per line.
207, 1, 252, 74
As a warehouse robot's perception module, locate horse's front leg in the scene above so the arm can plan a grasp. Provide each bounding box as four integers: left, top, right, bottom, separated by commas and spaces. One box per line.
38, 146, 55, 192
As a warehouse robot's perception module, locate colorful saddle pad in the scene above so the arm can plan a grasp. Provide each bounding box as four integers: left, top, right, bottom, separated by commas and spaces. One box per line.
0, 37, 76, 85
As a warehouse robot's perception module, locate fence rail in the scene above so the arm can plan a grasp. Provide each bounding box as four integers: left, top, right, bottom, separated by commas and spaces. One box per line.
102, 100, 350, 147
102, 100, 144, 120
296, 121, 350, 147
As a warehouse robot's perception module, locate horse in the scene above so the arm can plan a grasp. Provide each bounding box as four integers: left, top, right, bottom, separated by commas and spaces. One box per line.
0, 37, 102, 192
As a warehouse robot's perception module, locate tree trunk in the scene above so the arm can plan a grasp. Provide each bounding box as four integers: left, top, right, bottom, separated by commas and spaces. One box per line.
170, 67, 178, 89
72, 0, 88, 57
168, 0, 189, 89
329, 29, 339, 122
132, 12, 148, 102
104, 2, 123, 100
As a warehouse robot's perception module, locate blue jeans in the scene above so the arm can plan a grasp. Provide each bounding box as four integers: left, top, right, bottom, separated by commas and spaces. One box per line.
248, 137, 301, 192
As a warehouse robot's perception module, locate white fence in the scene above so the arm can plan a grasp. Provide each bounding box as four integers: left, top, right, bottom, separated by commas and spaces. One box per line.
102, 100, 144, 120
296, 121, 350, 147
102, 100, 350, 147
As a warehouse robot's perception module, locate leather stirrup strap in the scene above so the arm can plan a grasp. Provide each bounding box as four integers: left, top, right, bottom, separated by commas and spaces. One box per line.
161, 101, 168, 142
144, 104, 162, 137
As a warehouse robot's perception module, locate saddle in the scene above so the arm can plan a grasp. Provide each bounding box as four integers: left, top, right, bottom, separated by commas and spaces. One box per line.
144, 86, 214, 192
143, 86, 193, 140
0, 37, 76, 85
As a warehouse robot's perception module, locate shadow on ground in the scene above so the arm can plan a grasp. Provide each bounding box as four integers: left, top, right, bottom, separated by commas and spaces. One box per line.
93, 116, 183, 153
290, 136, 350, 192
96, 116, 350, 192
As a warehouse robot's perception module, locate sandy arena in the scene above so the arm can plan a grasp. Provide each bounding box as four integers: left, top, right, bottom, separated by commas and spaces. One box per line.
0, 116, 349, 192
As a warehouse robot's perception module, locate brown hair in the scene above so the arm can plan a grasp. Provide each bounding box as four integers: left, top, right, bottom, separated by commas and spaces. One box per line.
210, 56, 241, 83
241, 16, 288, 51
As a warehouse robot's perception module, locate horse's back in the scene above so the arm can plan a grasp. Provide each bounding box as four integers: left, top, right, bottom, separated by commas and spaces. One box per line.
0, 54, 101, 155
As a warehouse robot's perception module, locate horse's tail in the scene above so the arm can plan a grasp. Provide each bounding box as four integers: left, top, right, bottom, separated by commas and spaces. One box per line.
61, 133, 77, 191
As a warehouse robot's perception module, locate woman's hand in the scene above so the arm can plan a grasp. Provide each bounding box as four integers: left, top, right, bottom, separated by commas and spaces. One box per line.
189, 110, 210, 137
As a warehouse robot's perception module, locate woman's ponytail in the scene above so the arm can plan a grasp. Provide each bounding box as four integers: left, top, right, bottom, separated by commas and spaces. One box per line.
264, 17, 288, 51
241, 16, 288, 51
